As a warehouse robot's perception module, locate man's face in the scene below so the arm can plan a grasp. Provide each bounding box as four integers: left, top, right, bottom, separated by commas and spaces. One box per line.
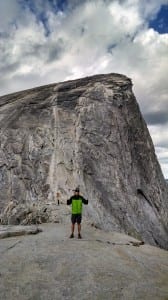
75, 191, 79, 196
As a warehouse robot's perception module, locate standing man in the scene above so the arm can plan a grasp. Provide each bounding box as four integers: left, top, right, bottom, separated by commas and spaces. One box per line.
56, 192, 60, 205
67, 187, 88, 239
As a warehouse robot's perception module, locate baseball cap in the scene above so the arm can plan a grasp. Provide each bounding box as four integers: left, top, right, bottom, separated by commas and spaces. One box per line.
73, 187, 80, 192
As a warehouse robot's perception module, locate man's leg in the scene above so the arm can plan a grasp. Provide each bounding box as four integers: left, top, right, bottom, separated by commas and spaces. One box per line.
70, 223, 75, 238
71, 223, 75, 234
70, 215, 75, 238
77, 223, 82, 238
77, 215, 82, 238
77, 223, 81, 234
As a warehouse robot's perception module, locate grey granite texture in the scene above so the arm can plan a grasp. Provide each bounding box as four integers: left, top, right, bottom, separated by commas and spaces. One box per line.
0, 73, 167, 249
0, 223, 168, 300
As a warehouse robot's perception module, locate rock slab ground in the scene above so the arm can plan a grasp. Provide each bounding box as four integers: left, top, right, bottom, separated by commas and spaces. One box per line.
0, 225, 42, 239
0, 223, 168, 300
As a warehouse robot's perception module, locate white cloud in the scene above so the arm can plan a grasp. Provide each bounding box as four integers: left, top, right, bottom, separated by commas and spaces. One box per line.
148, 125, 168, 178
148, 125, 168, 147
0, 0, 21, 31
0, 0, 168, 177
155, 146, 168, 178
109, 0, 142, 32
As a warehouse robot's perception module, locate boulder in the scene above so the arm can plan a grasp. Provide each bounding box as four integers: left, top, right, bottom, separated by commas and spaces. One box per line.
0, 202, 70, 225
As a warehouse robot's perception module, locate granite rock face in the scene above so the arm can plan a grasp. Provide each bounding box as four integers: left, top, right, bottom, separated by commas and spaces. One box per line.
0, 73, 167, 249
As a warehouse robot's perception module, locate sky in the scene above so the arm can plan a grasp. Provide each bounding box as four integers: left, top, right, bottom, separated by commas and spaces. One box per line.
0, 0, 168, 178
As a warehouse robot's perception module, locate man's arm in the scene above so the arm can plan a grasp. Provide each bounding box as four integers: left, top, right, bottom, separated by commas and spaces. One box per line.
67, 197, 72, 205
81, 196, 88, 205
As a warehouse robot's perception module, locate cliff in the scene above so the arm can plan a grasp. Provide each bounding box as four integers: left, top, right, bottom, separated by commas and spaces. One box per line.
0, 73, 167, 249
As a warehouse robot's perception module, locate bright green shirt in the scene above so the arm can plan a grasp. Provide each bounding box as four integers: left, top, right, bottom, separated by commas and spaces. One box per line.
71, 198, 83, 214
67, 195, 88, 214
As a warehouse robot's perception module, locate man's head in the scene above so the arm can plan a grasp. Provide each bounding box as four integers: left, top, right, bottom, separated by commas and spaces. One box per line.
74, 187, 80, 195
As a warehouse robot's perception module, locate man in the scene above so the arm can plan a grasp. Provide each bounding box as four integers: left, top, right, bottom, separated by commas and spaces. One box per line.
67, 187, 88, 239
56, 192, 60, 205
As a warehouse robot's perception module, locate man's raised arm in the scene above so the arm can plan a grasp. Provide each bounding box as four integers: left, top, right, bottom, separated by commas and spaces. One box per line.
82, 196, 88, 205
67, 197, 72, 205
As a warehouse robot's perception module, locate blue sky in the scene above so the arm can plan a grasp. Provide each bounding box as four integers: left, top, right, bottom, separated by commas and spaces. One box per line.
0, 0, 168, 177
149, 4, 168, 33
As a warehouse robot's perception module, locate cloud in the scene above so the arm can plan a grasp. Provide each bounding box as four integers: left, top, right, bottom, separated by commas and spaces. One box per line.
149, 125, 168, 148
156, 147, 168, 179
0, 0, 168, 177
144, 111, 168, 125
0, 0, 21, 31
149, 125, 168, 177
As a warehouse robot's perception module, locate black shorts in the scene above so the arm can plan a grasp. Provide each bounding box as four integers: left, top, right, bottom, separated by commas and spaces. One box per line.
71, 214, 82, 224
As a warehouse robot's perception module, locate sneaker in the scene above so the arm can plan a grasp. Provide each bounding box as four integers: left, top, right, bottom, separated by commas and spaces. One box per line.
78, 233, 82, 239
69, 233, 74, 238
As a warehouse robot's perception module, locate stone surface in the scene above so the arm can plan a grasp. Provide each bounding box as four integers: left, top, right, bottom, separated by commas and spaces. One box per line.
0, 73, 168, 249
0, 223, 168, 300
0, 225, 42, 239
0, 201, 70, 225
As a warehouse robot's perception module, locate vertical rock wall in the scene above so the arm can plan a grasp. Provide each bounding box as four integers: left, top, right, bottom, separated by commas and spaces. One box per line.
0, 74, 167, 249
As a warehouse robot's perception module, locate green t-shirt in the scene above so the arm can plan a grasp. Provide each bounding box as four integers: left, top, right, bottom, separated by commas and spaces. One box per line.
67, 195, 88, 214
71, 198, 83, 214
